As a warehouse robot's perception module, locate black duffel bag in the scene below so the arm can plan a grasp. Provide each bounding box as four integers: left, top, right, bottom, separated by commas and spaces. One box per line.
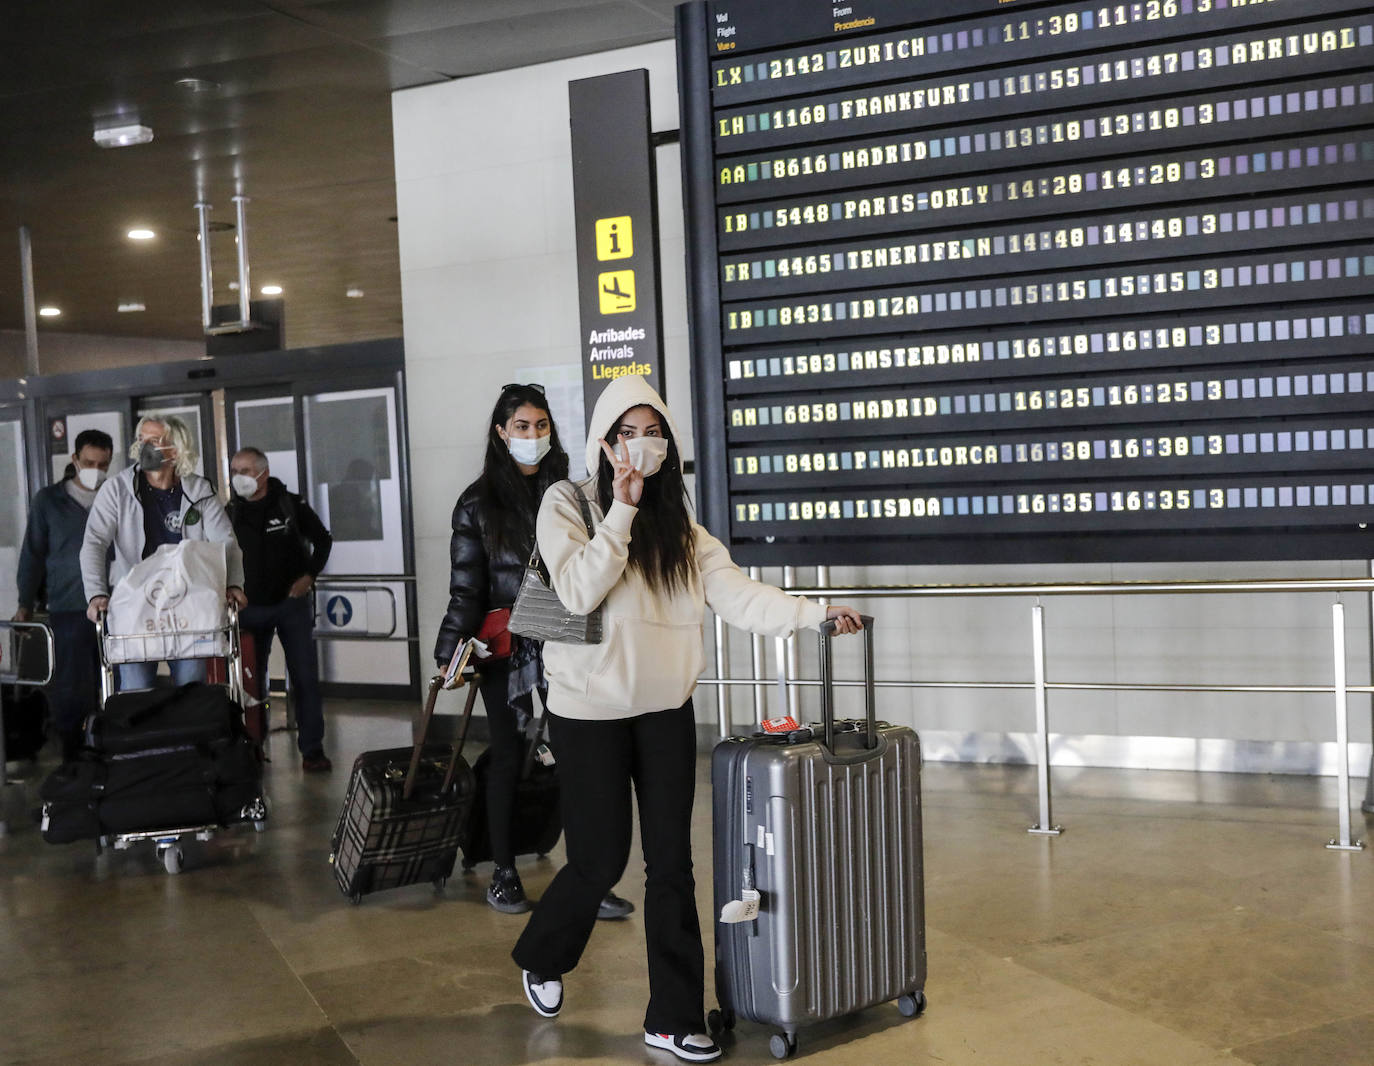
88, 682, 239, 754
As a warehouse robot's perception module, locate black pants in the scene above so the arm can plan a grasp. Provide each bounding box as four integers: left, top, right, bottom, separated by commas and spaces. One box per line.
47, 611, 100, 740
512, 700, 703, 1035
477, 659, 535, 870
239, 596, 324, 756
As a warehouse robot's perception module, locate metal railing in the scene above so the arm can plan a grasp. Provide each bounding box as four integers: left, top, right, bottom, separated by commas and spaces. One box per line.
0, 620, 55, 837
699, 575, 1373, 851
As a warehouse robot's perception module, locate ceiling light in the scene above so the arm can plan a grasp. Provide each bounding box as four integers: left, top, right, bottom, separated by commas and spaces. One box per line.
228, 281, 239, 291
38, 306, 61, 317
346, 287, 365, 299
260, 284, 283, 296
175, 77, 220, 95
118, 302, 146, 313
93, 123, 154, 148
127, 228, 156, 240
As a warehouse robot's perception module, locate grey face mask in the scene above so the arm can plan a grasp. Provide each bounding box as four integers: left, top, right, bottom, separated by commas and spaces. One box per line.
138, 441, 169, 471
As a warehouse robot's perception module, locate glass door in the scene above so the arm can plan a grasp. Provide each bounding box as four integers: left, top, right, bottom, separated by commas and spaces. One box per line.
0, 409, 29, 617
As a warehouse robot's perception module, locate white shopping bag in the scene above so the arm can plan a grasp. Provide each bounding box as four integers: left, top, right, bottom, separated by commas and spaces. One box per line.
107, 541, 229, 663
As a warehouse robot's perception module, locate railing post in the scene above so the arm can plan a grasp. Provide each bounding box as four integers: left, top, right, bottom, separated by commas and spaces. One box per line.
1327, 600, 1364, 851
1364, 558, 1374, 816
1029, 601, 1062, 835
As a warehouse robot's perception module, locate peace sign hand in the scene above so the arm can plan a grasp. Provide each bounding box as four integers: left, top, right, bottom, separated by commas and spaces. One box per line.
599, 438, 644, 506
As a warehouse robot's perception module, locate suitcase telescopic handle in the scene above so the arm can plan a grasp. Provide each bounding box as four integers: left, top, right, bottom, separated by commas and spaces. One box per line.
818, 614, 877, 752
404, 666, 482, 800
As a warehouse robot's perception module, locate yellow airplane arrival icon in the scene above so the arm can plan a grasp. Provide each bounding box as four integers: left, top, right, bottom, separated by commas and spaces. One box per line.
598, 269, 636, 314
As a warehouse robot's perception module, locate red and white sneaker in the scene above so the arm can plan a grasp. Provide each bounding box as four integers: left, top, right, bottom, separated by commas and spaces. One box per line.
644, 1031, 722, 1062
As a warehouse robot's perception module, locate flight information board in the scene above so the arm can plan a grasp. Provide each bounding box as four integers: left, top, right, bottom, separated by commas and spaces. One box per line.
675, 0, 1374, 564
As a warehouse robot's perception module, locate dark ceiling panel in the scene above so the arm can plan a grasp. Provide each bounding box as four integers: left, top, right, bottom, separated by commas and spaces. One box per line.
0, 0, 676, 352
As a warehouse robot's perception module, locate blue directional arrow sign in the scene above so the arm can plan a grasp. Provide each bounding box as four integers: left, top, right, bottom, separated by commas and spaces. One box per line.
326, 595, 354, 627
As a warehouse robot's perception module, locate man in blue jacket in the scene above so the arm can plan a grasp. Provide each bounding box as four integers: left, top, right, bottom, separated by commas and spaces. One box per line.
14, 429, 114, 757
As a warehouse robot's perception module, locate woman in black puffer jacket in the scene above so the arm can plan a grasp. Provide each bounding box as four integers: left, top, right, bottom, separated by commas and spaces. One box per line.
435, 383, 631, 918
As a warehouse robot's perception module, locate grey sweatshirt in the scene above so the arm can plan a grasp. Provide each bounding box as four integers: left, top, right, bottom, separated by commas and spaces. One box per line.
80, 466, 245, 602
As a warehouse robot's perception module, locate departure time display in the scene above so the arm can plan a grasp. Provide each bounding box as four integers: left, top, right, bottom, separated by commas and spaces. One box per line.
676, 0, 1374, 564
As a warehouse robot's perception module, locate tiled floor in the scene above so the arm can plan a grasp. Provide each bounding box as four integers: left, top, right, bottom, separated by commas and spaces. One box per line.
1, 700, 1370, 1066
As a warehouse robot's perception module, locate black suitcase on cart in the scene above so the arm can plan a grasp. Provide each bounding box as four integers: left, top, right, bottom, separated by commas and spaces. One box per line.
709, 617, 927, 1060
329, 669, 479, 903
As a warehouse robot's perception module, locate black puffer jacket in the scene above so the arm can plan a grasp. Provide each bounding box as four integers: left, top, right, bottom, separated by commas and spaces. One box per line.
434, 476, 537, 665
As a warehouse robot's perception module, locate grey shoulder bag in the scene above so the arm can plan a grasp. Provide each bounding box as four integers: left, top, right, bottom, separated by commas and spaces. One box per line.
507, 486, 603, 645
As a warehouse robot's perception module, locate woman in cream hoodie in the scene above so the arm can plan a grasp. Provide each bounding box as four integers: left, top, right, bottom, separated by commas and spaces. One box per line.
512, 375, 862, 1063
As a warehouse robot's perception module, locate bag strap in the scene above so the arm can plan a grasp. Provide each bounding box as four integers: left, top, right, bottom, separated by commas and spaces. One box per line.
526, 484, 596, 569
518, 700, 550, 778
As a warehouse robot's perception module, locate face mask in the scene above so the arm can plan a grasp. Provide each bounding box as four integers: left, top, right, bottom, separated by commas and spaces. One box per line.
231, 473, 261, 498
620, 436, 670, 478
507, 434, 552, 467
75, 466, 106, 490
138, 441, 169, 471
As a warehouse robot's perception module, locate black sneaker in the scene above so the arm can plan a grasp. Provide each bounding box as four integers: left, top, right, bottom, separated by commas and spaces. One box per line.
597, 891, 635, 920
522, 969, 563, 1018
644, 1031, 722, 1062
487, 865, 532, 914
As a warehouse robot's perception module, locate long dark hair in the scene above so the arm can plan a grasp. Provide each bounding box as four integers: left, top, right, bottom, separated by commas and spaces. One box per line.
596, 409, 694, 595
478, 385, 569, 556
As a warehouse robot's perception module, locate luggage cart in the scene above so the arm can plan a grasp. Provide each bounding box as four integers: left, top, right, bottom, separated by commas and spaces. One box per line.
92, 605, 267, 874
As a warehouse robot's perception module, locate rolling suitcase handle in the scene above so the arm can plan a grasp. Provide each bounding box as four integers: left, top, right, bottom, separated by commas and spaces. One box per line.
403, 643, 479, 801
818, 614, 877, 752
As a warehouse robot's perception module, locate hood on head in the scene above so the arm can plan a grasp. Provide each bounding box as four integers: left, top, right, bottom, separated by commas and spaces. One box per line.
582, 374, 685, 476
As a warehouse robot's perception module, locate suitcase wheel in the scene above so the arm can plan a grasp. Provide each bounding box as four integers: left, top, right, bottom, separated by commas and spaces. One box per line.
349, 890, 363, 905
253, 820, 268, 833
433, 876, 447, 892
158, 845, 184, 875
897, 990, 927, 1018
769, 1033, 796, 1059
707, 1008, 735, 1035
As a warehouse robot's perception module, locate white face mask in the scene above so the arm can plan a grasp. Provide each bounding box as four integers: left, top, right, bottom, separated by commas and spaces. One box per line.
619, 435, 670, 477
507, 433, 552, 467
75, 466, 106, 490
231, 473, 262, 498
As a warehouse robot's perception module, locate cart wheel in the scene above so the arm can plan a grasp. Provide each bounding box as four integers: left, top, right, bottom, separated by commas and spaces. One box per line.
897, 990, 927, 1018
433, 876, 447, 892
253, 820, 267, 833
162, 846, 184, 875
349, 890, 363, 905
769, 1033, 795, 1059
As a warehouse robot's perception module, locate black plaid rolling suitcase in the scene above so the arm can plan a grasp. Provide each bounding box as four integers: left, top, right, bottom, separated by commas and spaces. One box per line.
329, 668, 479, 903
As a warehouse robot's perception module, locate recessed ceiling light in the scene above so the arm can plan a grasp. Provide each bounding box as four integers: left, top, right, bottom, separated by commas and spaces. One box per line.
118, 302, 146, 313
346, 287, 365, 299
93, 123, 154, 148
175, 77, 221, 95
127, 228, 156, 240
260, 284, 283, 296
38, 306, 61, 317
228, 281, 240, 291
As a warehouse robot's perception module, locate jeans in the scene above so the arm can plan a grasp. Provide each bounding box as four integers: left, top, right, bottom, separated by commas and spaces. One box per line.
239, 595, 324, 756
117, 656, 206, 691
511, 700, 703, 1034
46, 611, 100, 738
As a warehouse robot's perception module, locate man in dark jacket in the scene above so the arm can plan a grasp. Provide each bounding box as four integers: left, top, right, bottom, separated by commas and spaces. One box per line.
14, 428, 114, 756
227, 447, 333, 771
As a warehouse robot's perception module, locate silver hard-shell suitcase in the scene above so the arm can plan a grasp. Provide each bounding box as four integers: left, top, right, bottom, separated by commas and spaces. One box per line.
709, 616, 926, 1059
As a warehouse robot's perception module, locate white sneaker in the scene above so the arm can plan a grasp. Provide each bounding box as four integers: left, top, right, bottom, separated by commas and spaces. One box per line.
644, 1031, 722, 1062
522, 970, 562, 1018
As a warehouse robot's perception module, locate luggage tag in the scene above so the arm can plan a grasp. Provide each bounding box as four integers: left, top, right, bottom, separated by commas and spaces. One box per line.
719, 843, 762, 924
